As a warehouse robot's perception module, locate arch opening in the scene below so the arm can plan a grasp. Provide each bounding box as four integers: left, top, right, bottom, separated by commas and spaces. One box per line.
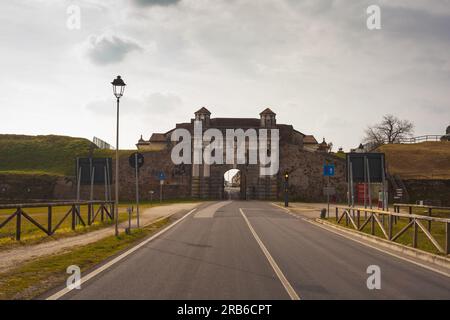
223, 169, 242, 200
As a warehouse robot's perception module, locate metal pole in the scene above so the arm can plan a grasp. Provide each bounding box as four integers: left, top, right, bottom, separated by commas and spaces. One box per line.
135, 153, 140, 228
327, 174, 330, 218
381, 157, 387, 211
115, 97, 120, 236
106, 159, 112, 211
363, 156, 367, 209
76, 165, 82, 225
366, 157, 372, 209
347, 156, 350, 206
349, 162, 354, 207
90, 166, 95, 201
160, 181, 163, 203
104, 166, 108, 202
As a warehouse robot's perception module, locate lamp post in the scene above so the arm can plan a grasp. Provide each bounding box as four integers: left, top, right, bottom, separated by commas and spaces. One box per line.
111, 75, 126, 236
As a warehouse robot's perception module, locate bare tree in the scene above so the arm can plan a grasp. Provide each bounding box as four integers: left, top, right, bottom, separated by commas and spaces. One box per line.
363, 114, 414, 147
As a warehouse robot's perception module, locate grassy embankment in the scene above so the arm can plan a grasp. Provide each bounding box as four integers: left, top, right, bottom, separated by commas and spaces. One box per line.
0, 216, 173, 300
0, 134, 135, 176
377, 141, 450, 179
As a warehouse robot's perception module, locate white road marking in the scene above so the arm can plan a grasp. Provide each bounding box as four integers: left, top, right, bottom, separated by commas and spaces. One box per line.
46, 208, 197, 300
194, 201, 232, 218
239, 208, 300, 300
303, 218, 450, 278
270, 202, 450, 278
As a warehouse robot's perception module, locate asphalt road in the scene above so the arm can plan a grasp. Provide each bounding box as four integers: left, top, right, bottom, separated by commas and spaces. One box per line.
58, 201, 450, 300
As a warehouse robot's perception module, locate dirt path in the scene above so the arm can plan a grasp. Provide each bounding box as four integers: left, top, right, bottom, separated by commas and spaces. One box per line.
0, 203, 200, 273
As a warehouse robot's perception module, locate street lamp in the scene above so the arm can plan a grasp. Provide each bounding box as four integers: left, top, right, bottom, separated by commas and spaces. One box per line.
112, 75, 126, 236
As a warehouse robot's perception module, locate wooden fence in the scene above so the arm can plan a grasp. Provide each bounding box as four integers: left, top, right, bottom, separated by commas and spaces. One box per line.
334, 206, 450, 255
0, 201, 115, 241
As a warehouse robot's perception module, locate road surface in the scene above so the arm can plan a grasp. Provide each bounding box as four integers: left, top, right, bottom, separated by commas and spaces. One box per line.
55, 201, 450, 300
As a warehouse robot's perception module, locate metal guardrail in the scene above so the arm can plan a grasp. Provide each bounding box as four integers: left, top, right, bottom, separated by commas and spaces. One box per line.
0, 201, 115, 241
398, 135, 442, 144
334, 206, 450, 254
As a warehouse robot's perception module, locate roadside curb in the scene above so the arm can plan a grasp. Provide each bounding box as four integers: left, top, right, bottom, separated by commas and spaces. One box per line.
313, 218, 450, 270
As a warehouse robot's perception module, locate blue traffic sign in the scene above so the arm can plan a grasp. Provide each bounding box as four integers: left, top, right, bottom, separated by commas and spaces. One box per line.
323, 164, 335, 177
158, 171, 166, 180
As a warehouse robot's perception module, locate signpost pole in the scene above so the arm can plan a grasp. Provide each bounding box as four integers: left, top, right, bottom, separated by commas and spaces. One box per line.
366, 157, 372, 209
349, 162, 354, 207
135, 153, 140, 228
327, 174, 330, 218
90, 166, 95, 202
284, 172, 289, 207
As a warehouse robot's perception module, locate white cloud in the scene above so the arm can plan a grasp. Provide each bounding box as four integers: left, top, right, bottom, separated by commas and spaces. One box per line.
0, 0, 449, 150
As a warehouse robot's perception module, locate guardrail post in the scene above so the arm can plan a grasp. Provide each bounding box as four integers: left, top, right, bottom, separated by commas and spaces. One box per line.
446, 222, 450, 255
16, 208, 21, 241
48, 206, 52, 235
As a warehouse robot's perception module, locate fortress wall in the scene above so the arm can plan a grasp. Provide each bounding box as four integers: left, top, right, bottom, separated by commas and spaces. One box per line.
279, 144, 347, 202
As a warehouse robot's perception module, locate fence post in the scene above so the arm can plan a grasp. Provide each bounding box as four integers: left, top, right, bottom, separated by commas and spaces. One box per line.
371, 213, 375, 235
71, 205, 76, 231
413, 219, 418, 248
446, 222, 450, 255
88, 203, 92, 225
428, 208, 432, 232
48, 206, 52, 235
335, 207, 338, 221
357, 210, 360, 229
16, 208, 22, 241
388, 214, 393, 240
101, 204, 104, 222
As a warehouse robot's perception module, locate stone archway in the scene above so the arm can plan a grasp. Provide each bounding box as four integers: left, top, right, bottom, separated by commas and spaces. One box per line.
223, 169, 241, 200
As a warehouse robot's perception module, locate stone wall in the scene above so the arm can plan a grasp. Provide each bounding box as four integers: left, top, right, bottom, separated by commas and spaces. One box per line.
279, 145, 347, 202
403, 179, 450, 206
0, 173, 73, 203
77, 149, 192, 201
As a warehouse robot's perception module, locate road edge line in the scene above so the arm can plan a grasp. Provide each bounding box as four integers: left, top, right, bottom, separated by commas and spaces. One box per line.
305, 218, 450, 278
239, 208, 300, 300
271, 202, 450, 278
46, 207, 197, 300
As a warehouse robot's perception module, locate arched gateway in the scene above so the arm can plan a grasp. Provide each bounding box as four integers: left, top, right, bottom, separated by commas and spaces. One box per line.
134, 107, 346, 201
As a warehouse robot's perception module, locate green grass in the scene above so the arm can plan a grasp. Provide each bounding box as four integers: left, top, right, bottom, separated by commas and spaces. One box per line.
327, 213, 448, 255
0, 134, 136, 177
0, 134, 96, 176
0, 217, 172, 300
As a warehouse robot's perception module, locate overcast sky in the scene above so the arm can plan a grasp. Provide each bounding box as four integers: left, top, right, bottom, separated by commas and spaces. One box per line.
1, 0, 449, 151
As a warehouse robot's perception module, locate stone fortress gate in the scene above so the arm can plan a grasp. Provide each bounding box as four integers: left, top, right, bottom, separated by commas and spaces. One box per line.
130, 107, 347, 202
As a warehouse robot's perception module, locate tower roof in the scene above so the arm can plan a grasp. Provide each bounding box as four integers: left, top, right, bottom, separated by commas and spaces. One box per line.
259, 108, 276, 116
195, 107, 211, 115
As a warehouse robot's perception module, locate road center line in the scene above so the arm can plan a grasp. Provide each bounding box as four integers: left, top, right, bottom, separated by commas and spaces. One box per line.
239, 208, 300, 300
46, 207, 197, 300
